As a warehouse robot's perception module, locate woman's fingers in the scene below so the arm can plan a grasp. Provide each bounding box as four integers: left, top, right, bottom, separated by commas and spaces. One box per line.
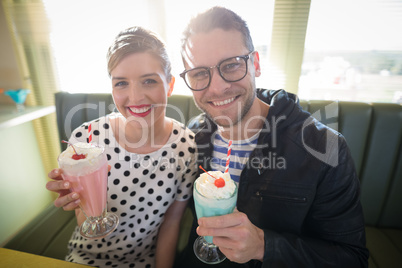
54, 191, 81, 210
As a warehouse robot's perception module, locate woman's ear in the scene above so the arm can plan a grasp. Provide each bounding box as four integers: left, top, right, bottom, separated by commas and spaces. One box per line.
253, 51, 261, 77
167, 76, 175, 97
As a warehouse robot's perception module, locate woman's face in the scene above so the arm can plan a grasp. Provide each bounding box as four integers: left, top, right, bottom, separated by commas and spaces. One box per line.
111, 52, 173, 129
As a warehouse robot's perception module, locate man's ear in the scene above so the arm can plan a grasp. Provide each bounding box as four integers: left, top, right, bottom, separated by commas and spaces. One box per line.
253, 51, 261, 77
167, 76, 175, 97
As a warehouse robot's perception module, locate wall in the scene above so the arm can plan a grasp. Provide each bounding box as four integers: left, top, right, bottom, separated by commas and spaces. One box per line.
0, 3, 54, 246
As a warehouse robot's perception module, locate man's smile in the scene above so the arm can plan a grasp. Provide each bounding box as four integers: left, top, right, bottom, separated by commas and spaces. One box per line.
209, 96, 239, 107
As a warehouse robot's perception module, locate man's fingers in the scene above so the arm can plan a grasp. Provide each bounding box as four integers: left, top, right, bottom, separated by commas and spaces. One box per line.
197, 220, 250, 239
198, 211, 246, 228
197, 225, 238, 239
213, 236, 241, 251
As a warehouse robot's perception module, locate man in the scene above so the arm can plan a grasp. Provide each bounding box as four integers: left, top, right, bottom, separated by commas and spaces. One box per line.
175, 6, 368, 268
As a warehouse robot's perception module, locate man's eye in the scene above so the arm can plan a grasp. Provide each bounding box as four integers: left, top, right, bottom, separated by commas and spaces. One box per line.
221, 62, 241, 73
190, 69, 209, 80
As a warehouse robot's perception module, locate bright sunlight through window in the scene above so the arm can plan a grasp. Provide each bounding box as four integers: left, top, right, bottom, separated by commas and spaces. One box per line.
43, 0, 274, 95
299, 0, 402, 103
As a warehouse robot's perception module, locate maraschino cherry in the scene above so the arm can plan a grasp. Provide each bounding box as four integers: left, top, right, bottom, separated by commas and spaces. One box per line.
214, 178, 225, 188
199, 165, 226, 188
62, 140, 86, 160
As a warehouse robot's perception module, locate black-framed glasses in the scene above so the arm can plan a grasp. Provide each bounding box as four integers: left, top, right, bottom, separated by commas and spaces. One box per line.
180, 51, 254, 91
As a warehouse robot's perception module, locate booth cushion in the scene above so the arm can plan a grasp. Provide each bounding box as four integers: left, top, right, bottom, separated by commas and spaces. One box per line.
4, 92, 401, 267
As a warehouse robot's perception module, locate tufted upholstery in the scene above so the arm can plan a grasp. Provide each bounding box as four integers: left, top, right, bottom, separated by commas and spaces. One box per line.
5, 92, 402, 267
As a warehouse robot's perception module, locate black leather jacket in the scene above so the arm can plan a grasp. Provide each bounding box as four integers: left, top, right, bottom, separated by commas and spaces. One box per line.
176, 89, 368, 268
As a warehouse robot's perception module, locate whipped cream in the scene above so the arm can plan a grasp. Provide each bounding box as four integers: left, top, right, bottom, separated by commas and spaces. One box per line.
195, 171, 236, 199
58, 142, 106, 176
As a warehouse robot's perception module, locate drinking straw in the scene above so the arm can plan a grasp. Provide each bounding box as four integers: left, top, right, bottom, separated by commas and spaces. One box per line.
88, 124, 92, 143
225, 140, 232, 174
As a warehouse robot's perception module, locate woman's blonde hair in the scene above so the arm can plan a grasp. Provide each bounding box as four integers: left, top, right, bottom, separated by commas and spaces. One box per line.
107, 26, 172, 82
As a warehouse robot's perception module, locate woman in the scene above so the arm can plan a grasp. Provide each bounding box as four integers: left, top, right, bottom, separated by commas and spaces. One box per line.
46, 26, 197, 268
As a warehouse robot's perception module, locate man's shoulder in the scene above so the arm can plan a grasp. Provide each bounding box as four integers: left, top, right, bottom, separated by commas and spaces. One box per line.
187, 113, 209, 132
257, 88, 300, 107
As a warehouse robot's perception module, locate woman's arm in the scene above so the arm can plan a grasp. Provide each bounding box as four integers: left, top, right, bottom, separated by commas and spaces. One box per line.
155, 200, 189, 268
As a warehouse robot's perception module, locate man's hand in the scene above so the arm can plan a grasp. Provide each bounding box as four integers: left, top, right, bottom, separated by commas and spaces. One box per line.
196, 209, 265, 263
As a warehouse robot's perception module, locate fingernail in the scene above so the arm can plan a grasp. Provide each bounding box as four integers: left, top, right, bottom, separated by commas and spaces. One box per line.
64, 182, 69, 188
75, 199, 81, 205
72, 193, 78, 199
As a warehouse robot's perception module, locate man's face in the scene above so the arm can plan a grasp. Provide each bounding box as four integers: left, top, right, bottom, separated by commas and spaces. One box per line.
182, 29, 260, 128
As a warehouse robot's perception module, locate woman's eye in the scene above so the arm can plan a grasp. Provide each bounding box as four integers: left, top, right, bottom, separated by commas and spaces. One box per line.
114, 81, 128, 87
144, 79, 157, 85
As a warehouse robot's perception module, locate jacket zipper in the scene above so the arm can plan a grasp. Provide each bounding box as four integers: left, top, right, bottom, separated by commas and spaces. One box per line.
255, 191, 307, 203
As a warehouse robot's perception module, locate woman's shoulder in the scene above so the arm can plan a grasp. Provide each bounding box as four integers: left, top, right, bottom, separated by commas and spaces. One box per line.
69, 115, 114, 143
73, 116, 108, 131
170, 119, 196, 145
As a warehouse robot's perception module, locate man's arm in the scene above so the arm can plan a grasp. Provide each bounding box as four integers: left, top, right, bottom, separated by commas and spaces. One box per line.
198, 142, 369, 267
261, 146, 369, 267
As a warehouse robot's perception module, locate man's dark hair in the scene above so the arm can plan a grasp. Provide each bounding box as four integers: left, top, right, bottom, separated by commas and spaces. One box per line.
181, 6, 254, 54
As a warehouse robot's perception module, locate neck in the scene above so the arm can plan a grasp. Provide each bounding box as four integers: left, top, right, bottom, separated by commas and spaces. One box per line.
113, 115, 172, 154
220, 98, 269, 140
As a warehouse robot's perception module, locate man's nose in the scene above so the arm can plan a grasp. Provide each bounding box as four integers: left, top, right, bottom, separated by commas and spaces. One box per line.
208, 68, 231, 93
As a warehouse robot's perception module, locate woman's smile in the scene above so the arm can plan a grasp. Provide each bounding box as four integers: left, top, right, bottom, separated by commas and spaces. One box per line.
127, 104, 152, 117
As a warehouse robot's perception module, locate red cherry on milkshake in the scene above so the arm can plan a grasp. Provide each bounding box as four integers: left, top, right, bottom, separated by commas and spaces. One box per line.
61, 140, 86, 160
72, 153, 86, 160
199, 165, 226, 188
214, 178, 226, 188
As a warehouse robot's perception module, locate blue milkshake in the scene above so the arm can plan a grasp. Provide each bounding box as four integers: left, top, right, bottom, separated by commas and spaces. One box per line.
193, 170, 238, 264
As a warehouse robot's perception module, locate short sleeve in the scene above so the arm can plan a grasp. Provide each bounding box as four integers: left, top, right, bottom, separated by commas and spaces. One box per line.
175, 130, 198, 202
68, 122, 91, 144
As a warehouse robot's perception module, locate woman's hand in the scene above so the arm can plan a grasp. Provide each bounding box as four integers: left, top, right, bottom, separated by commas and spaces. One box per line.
45, 168, 80, 211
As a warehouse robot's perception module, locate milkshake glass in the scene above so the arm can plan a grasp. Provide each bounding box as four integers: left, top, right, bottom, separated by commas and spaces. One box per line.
58, 142, 119, 239
193, 170, 238, 264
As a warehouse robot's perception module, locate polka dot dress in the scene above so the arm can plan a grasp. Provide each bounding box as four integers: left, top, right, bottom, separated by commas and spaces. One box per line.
64, 114, 197, 268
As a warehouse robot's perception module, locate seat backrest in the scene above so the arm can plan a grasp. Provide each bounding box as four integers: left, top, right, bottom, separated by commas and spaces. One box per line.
55, 92, 115, 150
55, 92, 402, 228
300, 100, 402, 228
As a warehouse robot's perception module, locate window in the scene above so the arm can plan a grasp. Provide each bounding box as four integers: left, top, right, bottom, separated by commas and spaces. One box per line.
298, 0, 402, 103
43, 0, 151, 94
43, 0, 274, 95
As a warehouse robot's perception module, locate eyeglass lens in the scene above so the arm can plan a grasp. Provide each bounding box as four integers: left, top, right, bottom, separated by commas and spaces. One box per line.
183, 55, 248, 91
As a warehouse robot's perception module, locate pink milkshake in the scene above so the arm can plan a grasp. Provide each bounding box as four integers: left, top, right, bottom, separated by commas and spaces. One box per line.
63, 160, 108, 217
58, 142, 118, 239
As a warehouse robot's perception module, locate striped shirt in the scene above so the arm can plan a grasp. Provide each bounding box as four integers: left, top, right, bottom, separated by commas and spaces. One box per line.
211, 130, 260, 183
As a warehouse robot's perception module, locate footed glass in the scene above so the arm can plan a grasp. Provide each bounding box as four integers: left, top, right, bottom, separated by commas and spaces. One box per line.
58, 143, 119, 239
193, 178, 238, 264
4, 89, 30, 112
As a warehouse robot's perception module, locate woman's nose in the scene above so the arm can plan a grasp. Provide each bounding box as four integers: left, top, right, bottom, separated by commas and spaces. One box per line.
128, 84, 145, 102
